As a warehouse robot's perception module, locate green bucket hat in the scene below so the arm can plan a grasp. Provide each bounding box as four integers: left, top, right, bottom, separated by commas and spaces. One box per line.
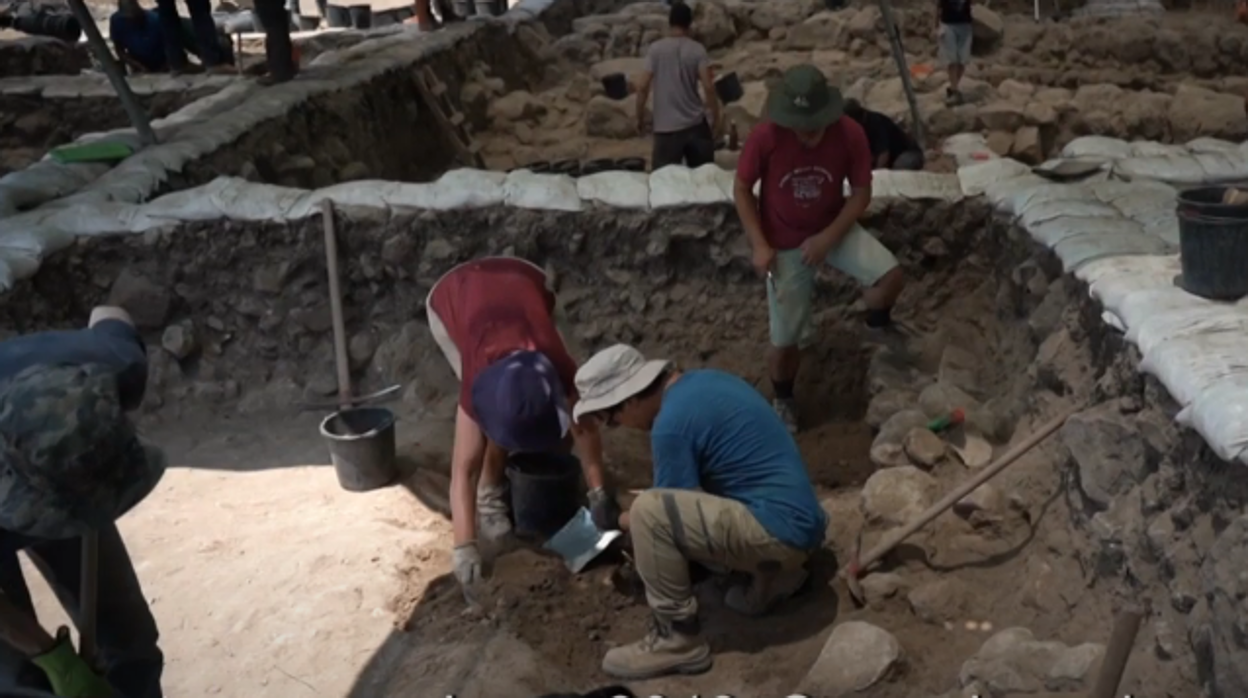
766, 64, 845, 132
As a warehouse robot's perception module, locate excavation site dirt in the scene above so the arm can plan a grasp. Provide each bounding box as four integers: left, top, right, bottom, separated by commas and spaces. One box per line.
0, 192, 1226, 698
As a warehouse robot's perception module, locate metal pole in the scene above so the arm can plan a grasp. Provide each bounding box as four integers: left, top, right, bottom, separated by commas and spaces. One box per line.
877, 0, 926, 149
64, 0, 157, 146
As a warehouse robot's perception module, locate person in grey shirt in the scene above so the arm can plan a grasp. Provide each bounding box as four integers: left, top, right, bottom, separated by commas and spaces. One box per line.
634, 2, 720, 170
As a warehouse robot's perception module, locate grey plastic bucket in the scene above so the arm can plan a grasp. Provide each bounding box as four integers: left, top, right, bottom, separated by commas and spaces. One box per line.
320, 407, 398, 492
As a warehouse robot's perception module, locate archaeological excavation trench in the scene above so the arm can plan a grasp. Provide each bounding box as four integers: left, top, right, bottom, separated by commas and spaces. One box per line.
0, 191, 1235, 697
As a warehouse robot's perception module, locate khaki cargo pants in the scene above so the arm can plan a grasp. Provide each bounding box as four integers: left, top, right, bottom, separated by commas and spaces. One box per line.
630, 488, 809, 621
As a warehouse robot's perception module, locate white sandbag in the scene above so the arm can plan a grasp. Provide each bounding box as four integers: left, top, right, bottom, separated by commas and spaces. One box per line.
1113, 154, 1208, 184
143, 177, 306, 221
503, 170, 582, 212
1187, 137, 1241, 155
1008, 182, 1099, 218
306, 180, 401, 211
1193, 151, 1248, 182
942, 133, 997, 167
1139, 331, 1248, 406
1078, 254, 1179, 311
412, 169, 506, 209
982, 174, 1050, 212
1027, 216, 1146, 248
1130, 140, 1183, 158
649, 164, 731, 208
1112, 287, 1207, 333
872, 171, 963, 201
1051, 228, 1172, 271
957, 158, 1030, 197
1019, 199, 1120, 228
1128, 302, 1248, 355
576, 172, 650, 209
1061, 136, 1134, 160
0, 257, 16, 291
1089, 178, 1176, 206
1178, 376, 1248, 464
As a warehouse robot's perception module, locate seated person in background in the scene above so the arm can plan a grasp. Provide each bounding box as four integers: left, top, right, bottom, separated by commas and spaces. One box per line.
111, 0, 234, 74
843, 99, 925, 171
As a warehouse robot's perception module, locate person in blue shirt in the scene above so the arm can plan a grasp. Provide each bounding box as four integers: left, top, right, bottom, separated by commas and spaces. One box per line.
110, 0, 169, 73
572, 344, 827, 681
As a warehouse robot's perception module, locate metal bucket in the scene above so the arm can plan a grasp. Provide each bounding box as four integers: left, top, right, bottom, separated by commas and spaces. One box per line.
320, 407, 398, 492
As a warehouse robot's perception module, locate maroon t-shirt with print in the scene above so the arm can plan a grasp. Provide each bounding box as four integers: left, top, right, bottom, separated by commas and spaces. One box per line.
735, 118, 874, 251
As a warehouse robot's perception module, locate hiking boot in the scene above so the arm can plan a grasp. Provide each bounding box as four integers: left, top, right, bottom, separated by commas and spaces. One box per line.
724, 567, 809, 616
602, 615, 712, 680
477, 482, 512, 543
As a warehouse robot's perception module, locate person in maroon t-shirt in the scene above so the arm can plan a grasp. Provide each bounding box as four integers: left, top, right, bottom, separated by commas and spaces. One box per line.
733, 65, 907, 433
425, 257, 618, 598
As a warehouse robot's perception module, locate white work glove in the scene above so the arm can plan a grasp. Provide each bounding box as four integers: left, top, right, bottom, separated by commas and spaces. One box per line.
453, 542, 483, 603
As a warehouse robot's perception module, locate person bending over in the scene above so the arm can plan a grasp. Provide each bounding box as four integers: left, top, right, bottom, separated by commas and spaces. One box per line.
0, 306, 167, 698
843, 99, 925, 171
425, 257, 617, 600
733, 64, 907, 433
573, 344, 826, 680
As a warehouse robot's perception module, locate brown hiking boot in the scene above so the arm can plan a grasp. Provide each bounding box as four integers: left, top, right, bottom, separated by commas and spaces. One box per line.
724, 567, 808, 616
602, 616, 712, 680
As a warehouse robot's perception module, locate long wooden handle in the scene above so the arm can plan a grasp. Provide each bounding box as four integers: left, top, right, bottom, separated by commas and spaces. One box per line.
1088, 609, 1143, 698
851, 406, 1079, 573
321, 200, 353, 411
78, 531, 99, 664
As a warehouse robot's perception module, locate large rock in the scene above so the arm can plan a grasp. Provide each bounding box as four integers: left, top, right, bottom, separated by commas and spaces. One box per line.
796, 621, 902, 696
1167, 84, 1246, 142
959, 627, 1104, 694
908, 578, 971, 625
903, 428, 946, 469
779, 11, 846, 50
584, 95, 639, 138
862, 466, 937, 526
489, 91, 547, 125
971, 5, 1003, 49
1060, 404, 1147, 509
1200, 515, 1248, 697
588, 57, 646, 82
871, 409, 930, 468
976, 102, 1026, 132
692, 0, 737, 48
748, 0, 816, 31
108, 269, 171, 330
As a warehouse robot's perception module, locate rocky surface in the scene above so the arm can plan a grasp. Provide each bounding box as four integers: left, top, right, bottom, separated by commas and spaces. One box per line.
0, 36, 88, 78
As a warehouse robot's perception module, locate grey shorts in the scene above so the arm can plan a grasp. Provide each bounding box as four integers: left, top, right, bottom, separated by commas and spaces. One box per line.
939, 22, 972, 65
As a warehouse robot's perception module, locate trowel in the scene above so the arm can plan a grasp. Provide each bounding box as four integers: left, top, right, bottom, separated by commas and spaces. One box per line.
543, 507, 623, 574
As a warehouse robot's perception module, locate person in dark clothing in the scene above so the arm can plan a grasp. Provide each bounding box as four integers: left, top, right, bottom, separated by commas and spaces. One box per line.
0, 306, 166, 698
254, 0, 298, 84
111, 0, 234, 74
155, 0, 227, 73
843, 99, 925, 171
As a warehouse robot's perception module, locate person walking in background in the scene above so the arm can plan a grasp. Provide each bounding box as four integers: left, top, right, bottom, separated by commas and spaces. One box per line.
843, 99, 925, 171
155, 0, 228, 74
633, 2, 720, 170
936, 0, 973, 105
733, 65, 907, 433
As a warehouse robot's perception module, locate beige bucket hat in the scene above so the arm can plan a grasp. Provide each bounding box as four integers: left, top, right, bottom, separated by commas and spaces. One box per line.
572, 344, 671, 423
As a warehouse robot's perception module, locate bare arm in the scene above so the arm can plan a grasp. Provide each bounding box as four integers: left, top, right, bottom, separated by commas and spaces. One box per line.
634, 70, 653, 131
449, 405, 487, 546
734, 178, 768, 252
698, 63, 720, 134
571, 420, 605, 491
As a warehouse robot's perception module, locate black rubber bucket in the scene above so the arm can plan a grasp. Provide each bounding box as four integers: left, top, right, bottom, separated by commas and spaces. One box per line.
616, 157, 646, 172
506, 453, 582, 539
325, 4, 352, 26
1176, 187, 1248, 300
349, 4, 372, 27
320, 407, 398, 492
714, 71, 743, 104
581, 158, 617, 176
602, 73, 628, 100
551, 159, 581, 177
